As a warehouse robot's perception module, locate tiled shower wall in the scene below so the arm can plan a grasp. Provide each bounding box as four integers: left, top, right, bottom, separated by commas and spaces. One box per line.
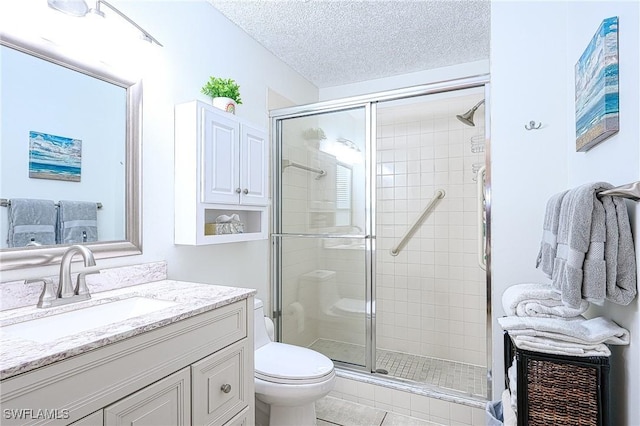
375, 95, 487, 366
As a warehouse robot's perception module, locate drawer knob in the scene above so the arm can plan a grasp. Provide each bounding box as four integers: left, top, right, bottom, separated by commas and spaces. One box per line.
243, 188, 249, 194
235, 188, 242, 194
221, 384, 232, 394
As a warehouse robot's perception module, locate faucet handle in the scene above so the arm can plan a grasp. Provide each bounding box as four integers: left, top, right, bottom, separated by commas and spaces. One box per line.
76, 270, 100, 296
26, 278, 57, 308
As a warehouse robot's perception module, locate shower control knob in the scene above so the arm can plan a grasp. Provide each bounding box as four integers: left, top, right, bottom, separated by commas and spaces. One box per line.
220, 384, 232, 393
243, 188, 249, 194
235, 188, 241, 194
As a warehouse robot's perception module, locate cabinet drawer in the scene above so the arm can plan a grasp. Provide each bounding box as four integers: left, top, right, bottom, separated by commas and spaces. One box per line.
104, 367, 191, 426
192, 340, 250, 426
225, 406, 250, 425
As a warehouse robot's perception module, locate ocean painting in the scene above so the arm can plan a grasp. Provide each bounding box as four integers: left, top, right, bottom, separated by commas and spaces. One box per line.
574, 16, 619, 152
29, 131, 82, 182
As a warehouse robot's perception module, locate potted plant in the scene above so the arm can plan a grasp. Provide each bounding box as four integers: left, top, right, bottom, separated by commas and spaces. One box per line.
201, 77, 243, 114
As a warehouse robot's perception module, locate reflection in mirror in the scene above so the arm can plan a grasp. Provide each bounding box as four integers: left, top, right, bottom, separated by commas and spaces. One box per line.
0, 34, 142, 270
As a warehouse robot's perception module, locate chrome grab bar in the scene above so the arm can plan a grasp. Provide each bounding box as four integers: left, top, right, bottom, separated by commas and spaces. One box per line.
282, 159, 326, 179
389, 189, 445, 257
477, 166, 487, 271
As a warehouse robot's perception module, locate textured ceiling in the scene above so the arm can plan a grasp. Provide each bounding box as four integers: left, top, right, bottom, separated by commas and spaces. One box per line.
207, 0, 490, 88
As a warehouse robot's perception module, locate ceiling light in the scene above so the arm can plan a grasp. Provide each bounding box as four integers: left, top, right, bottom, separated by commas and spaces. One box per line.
47, 0, 162, 46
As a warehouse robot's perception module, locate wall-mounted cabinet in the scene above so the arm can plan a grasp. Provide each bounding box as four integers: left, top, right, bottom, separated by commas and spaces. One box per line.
175, 101, 268, 245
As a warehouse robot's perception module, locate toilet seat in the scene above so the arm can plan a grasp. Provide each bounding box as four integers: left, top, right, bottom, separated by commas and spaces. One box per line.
255, 342, 334, 385
331, 298, 365, 316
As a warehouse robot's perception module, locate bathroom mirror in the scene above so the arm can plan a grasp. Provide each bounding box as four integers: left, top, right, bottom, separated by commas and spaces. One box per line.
0, 33, 142, 271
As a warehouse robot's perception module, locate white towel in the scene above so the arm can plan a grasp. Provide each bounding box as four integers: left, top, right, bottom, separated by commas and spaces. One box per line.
498, 315, 629, 345
507, 360, 517, 414
502, 283, 589, 318
513, 335, 611, 357
502, 389, 517, 426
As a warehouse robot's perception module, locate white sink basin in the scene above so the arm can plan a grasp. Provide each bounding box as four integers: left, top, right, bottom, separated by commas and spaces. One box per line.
2, 297, 177, 343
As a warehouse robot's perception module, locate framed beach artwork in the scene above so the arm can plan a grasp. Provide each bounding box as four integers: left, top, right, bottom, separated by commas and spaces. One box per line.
574, 16, 619, 152
28, 131, 82, 182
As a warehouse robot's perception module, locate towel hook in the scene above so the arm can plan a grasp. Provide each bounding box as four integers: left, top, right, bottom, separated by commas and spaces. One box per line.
525, 121, 542, 130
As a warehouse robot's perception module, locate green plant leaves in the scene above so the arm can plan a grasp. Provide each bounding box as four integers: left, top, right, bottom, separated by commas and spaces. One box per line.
201, 77, 242, 104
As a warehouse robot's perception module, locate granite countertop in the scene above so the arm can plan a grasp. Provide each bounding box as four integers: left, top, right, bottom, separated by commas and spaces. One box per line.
0, 280, 256, 380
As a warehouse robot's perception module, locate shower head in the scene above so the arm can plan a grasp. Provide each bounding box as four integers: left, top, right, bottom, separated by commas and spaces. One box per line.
456, 99, 485, 127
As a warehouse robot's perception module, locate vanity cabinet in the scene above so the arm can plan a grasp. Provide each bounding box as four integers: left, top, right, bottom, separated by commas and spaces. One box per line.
104, 367, 191, 425
175, 101, 268, 245
0, 298, 254, 426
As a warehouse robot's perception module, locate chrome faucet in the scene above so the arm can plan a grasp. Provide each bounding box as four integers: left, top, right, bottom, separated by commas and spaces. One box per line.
58, 245, 96, 298
28, 245, 99, 308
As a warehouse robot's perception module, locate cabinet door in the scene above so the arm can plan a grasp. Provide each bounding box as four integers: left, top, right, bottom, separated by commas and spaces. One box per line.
69, 410, 103, 425
202, 108, 240, 204
239, 124, 268, 206
192, 340, 251, 426
104, 367, 190, 426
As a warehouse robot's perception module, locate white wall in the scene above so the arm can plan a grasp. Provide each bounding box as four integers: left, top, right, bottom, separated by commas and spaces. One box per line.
0, 1, 319, 305
492, 2, 640, 423
319, 60, 489, 101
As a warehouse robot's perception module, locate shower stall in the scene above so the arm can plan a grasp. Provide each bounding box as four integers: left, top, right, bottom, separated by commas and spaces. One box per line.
271, 76, 491, 401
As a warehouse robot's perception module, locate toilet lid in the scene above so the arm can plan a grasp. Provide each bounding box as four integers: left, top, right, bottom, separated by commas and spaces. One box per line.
255, 342, 335, 384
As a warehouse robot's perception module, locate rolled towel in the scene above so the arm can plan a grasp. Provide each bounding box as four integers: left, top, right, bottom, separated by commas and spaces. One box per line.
536, 190, 568, 278
7, 198, 57, 247
498, 315, 630, 345
502, 283, 589, 318
513, 335, 611, 357
57, 200, 98, 244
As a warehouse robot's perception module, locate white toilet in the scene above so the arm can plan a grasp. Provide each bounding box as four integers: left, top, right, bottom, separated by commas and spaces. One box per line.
253, 298, 336, 426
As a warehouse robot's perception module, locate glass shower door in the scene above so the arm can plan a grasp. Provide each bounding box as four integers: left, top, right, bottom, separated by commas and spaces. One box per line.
273, 106, 371, 369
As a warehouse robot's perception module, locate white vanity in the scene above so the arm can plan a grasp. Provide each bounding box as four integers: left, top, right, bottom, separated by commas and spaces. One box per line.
0, 268, 255, 426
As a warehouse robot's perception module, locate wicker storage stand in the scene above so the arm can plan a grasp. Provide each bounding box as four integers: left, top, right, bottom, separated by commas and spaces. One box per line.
504, 332, 610, 426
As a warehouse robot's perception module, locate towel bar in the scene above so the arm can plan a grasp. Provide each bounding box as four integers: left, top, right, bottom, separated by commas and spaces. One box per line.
0, 199, 103, 209
597, 181, 640, 201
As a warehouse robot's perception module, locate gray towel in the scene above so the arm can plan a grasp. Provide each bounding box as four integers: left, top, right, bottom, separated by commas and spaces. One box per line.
536, 190, 568, 278
553, 182, 636, 307
57, 200, 98, 244
7, 198, 57, 247
601, 194, 637, 305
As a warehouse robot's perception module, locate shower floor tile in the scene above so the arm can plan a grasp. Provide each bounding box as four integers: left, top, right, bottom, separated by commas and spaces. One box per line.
309, 339, 487, 398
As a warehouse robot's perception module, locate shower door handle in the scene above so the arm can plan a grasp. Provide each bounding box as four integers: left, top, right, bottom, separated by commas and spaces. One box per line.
477, 166, 487, 271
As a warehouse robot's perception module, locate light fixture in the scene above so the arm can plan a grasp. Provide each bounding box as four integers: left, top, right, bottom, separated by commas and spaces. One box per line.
47, 0, 162, 46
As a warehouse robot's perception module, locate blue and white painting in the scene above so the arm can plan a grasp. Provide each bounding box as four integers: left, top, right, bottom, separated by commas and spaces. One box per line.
575, 16, 619, 152
29, 131, 82, 182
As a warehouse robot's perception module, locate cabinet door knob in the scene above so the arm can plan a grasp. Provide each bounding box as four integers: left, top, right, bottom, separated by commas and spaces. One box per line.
220, 384, 232, 393
235, 188, 241, 194
243, 188, 249, 195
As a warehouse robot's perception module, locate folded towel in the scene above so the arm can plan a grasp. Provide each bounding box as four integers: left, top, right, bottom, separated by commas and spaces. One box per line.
513, 335, 611, 357
498, 315, 630, 345
57, 200, 98, 244
536, 190, 568, 278
7, 198, 57, 247
502, 282, 589, 318
553, 182, 637, 307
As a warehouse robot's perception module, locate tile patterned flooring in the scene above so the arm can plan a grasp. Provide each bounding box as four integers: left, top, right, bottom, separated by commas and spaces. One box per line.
309, 339, 487, 398
316, 396, 440, 426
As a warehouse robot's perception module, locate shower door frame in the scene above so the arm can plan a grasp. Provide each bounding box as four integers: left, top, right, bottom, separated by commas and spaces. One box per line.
271, 74, 493, 400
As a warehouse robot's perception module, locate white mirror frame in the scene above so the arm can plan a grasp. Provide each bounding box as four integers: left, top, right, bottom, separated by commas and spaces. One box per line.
0, 32, 142, 271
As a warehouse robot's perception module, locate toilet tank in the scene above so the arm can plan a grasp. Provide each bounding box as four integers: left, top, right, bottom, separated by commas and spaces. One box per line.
254, 298, 272, 349
298, 270, 338, 315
